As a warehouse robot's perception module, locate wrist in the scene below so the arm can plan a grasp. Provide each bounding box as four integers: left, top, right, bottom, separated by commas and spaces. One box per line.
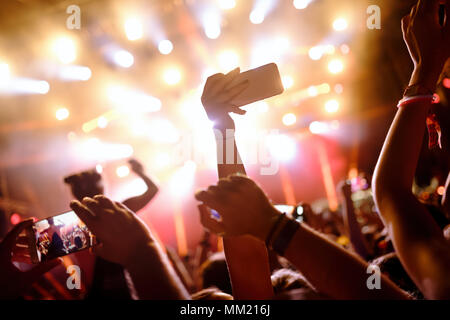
124, 241, 159, 269
213, 128, 236, 140
254, 206, 282, 241
409, 65, 440, 92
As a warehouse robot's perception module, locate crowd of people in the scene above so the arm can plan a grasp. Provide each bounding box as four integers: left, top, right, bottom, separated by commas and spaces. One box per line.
0, 0, 449, 300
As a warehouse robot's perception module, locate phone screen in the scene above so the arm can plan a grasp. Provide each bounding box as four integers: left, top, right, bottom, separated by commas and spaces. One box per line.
29, 210, 95, 263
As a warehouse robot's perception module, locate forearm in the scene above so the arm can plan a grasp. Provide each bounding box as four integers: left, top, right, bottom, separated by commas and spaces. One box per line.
373, 67, 437, 197
342, 197, 371, 259
126, 242, 190, 300
373, 103, 429, 195
283, 223, 408, 299
123, 174, 158, 212
215, 129, 274, 299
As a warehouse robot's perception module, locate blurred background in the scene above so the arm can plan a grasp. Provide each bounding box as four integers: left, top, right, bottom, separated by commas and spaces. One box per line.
1, 0, 449, 288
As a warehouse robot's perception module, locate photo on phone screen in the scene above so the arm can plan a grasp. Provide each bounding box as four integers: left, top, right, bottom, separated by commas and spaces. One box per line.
29, 211, 95, 263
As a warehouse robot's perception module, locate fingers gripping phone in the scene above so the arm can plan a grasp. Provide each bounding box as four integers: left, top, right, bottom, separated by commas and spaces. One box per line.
227, 63, 284, 107
24, 211, 95, 264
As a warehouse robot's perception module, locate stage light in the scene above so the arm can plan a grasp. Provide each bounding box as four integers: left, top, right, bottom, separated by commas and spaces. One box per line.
55, 107, 70, 120
309, 121, 328, 134
95, 164, 103, 174
52, 37, 76, 64
218, 50, 239, 71
124, 18, 143, 41
282, 76, 294, 90
293, 0, 311, 9
59, 65, 91, 81
251, 40, 285, 67
328, 59, 344, 74
80, 138, 133, 162
163, 68, 182, 85
219, 0, 236, 10
154, 152, 171, 169
203, 12, 221, 39
10, 213, 21, 225
267, 134, 296, 162
169, 161, 197, 195
250, 10, 265, 24
158, 40, 173, 55
317, 83, 331, 94
116, 165, 130, 178
437, 186, 445, 196
113, 50, 134, 68
333, 18, 348, 31
308, 46, 323, 60
0, 63, 10, 85
282, 113, 297, 126
202, 68, 216, 82
255, 101, 269, 113
107, 85, 162, 113
1, 78, 50, 95
307, 86, 318, 97
97, 116, 108, 129
325, 99, 339, 113
147, 118, 180, 143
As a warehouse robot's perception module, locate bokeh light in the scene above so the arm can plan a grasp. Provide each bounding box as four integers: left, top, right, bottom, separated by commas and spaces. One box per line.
163, 68, 182, 85
52, 37, 76, 64
282, 113, 297, 126
325, 99, 339, 113
55, 107, 70, 120
124, 18, 143, 41
328, 59, 344, 74
333, 18, 348, 31
116, 165, 130, 178
158, 40, 173, 55
113, 50, 134, 68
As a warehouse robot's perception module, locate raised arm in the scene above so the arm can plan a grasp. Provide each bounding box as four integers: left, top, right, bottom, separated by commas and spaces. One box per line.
372, 0, 450, 299
200, 68, 274, 299
338, 180, 373, 260
71, 196, 189, 300
122, 159, 159, 213
195, 175, 409, 299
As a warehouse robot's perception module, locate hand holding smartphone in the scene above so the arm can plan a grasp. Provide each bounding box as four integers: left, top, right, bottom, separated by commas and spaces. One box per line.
22, 210, 96, 264
226, 63, 284, 107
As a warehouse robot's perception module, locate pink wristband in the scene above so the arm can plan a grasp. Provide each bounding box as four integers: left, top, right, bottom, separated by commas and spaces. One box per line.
397, 94, 435, 108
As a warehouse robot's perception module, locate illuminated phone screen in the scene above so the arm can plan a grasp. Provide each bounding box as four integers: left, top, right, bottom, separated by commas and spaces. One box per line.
32, 211, 95, 262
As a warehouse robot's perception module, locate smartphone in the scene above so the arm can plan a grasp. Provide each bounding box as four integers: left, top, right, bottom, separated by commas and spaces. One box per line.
26, 210, 95, 264
227, 63, 284, 107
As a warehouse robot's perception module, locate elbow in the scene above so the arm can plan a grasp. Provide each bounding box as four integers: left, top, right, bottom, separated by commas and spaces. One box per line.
371, 170, 399, 216
372, 169, 390, 207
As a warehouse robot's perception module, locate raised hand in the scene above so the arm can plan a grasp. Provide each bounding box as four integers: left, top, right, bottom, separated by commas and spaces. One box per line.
0, 219, 62, 299
128, 159, 145, 176
201, 68, 249, 131
402, 0, 450, 89
70, 195, 154, 267
337, 180, 352, 199
195, 174, 280, 240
